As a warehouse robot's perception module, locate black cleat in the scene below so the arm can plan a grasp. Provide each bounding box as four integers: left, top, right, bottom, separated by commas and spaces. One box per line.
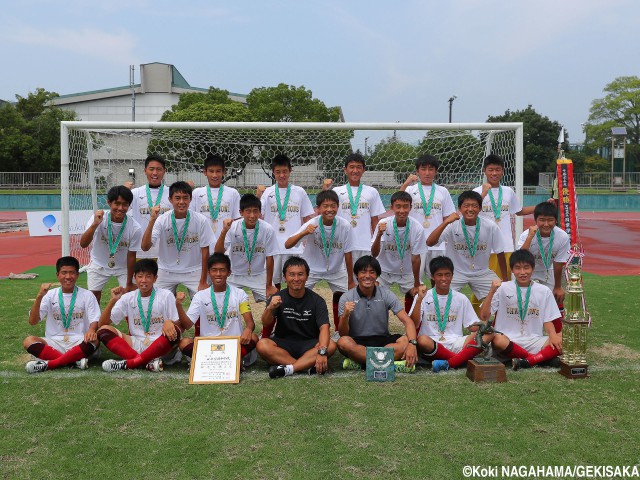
512, 358, 531, 371
268, 365, 287, 379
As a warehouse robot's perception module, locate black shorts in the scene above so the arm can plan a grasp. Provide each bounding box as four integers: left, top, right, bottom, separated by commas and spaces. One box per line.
272, 336, 318, 359
352, 334, 403, 348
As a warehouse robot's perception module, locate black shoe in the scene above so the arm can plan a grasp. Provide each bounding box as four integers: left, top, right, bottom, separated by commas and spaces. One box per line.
268, 365, 287, 379
512, 358, 531, 371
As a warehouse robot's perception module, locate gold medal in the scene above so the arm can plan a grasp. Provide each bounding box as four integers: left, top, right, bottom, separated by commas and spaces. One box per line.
279, 220, 286, 233
108, 255, 115, 268
496, 217, 501, 224
63, 329, 69, 343
144, 333, 151, 346
423, 220, 430, 228
400, 264, 404, 274
176, 256, 180, 265
350, 217, 357, 227
471, 262, 475, 270
439, 334, 445, 342
247, 266, 252, 275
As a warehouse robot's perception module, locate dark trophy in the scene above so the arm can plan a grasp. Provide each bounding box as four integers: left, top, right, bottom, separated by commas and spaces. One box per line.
466, 318, 507, 383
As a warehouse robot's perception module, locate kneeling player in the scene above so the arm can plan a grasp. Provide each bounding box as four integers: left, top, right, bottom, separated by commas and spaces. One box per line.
410, 256, 492, 372
337, 255, 418, 372
176, 253, 259, 364
481, 249, 562, 370
256, 257, 337, 378
98, 259, 182, 372
24, 256, 100, 373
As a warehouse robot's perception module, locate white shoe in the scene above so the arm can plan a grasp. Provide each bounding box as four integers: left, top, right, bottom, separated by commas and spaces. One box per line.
146, 358, 163, 372
75, 358, 89, 370
102, 359, 127, 372
26, 360, 48, 374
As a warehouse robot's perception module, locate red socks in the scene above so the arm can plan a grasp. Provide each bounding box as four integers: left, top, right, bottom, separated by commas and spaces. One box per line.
98, 329, 137, 360
47, 345, 87, 370
425, 343, 455, 361
503, 341, 530, 359
261, 322, 275, 339
27, 343, 62, 360
526, 344, 559, 366
127, 335, 175, 369
448, 339, 482, 368
241, 340, 257, 358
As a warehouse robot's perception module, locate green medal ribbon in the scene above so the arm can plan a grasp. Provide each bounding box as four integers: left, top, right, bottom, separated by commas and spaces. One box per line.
488, 185, 503, 221
206, 185, 225, 221
274, 185, 291, 222
319, 218, 337, 259
242, 220, 260, 268
460, 217, 481, 258
211, 286, 231, 330
516, 283, 532, 322
418, 183, 436, 219
171, 211, 191, 253
432, 288, 452, 335
392, 218, 410, 262
347, 184, 363, 218
107, 213, 128, 257
536, 229, 555, 271
137, 288, 156, 333
58, 287, 78, 330
145, 184, 164, 209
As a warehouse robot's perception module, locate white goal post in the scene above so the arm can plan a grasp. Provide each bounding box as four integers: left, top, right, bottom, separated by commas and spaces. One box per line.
60, 121, 523, 265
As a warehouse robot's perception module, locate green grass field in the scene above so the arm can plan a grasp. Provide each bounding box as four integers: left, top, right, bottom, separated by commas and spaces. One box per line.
1, 268, 639, 479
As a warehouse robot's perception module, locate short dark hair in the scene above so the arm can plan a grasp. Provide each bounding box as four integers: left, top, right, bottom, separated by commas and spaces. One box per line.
509, 249, 536, 269
204, 153, 225, 171
353, 255, 381, 276
145, 153, 166, 168
107, 185, 133, 204
240, 193, 262, 211
134, 259, 158, 276
344, 152, 366, 169
429, 256, 454, 276
533, 201, 558, 220
483, 154, 504, 170
208, 252, 231, 271
56, 256, 79, 273
271, 154, 292, 170
390, 190, 412, 205
415, 154, 440, 171
283, 256, 310, 276
316, 189, 339, 207
457, 190, 482, 208
169, 181, 192, 199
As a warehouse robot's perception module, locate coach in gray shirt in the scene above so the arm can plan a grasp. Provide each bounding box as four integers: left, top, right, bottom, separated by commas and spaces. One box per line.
337, 255, 418, 369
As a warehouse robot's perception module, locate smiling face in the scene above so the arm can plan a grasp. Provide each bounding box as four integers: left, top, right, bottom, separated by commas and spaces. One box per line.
459, 198, 481, 223
56, 265, 79, 292
144, 160, 166, 187
134, 270, 157, 296
108, 196, 130, 223
204, 165, 225, 188
208, 263, 231, 290
535, 214, 557, 237
318, 199, 338, 225
512, 261, 534, 286
169, 191, 191, 216
391, 199, 412, 224
241, 206, 261, 229
431, 267, 453, 293
284, 265, 308, 293
344, 161, 365, 185
417, 164, 437, 185
272, 165, 291, 188
484, 164, 504, 187
356, 266, 378, 289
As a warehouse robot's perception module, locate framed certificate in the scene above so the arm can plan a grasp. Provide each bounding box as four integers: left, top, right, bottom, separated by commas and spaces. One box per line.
189, 336, 241, 384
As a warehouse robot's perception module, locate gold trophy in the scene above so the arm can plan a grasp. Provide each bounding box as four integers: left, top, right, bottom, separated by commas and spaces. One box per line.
559, 260, 589, 379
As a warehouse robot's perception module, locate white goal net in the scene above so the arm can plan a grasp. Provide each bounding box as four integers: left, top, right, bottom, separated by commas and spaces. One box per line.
61, 121, 523, 266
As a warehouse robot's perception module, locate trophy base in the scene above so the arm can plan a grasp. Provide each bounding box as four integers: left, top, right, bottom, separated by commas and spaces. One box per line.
466, 359, 507, 383
559, 361, 589, 379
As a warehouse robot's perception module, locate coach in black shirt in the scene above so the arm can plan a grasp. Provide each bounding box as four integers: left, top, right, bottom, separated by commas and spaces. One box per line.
257, 256, 337, 378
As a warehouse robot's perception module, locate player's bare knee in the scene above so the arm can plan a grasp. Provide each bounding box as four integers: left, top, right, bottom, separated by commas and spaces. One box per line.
23, 336, 40, 350
178, 338, 193, 350
336, 336, 353, 352
492, 334, 509, 350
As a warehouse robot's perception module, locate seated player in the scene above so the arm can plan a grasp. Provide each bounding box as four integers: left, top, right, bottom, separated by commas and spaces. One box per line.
256, 257, 337, 378
80, 185, 142, 302
427, 190, 507, 308
98, 259, 183, 372
285, 190, 355, 329
214, 193, 278, 302
410, 256, 493, 372
24, 256, 100, 373
371, 191, 427, 312
322, 153, 386, 266
482, 249, 562, 370
175, 253, 259, 365
141, 181, 214, 297
337, 256, 418, 372
189, 153, 241, 249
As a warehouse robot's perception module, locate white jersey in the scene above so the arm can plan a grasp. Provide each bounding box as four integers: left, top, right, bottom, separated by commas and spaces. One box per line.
406, 183, 456, 252
224, 219, 277, 276
110, 287, 178, 341
473, 185, 521, 252
333, 184, 386, 251
189, 185, 241, 248
372, 216, 428, 274
186, 285, 251, 337
128, 184, 172, 258
261, 184, 315, 255
440, 218, 504, 276
517, 226, 571, 289
490, 281, 560, 338
85, 214, 142, 272
150, 211, 214, 273
415, 289, 479, 342
37, 287, 100, 340
291, 216, 354, 275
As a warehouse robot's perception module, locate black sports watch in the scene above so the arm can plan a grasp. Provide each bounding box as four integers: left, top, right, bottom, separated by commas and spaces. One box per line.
408, 339, 418, 346
318, 347, 328, 356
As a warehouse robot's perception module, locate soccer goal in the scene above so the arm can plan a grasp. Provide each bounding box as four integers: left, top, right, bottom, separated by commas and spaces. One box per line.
61, 121, 523, 266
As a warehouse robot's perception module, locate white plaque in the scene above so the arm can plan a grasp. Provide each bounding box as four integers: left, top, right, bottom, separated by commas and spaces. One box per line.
189, 336, 241, 384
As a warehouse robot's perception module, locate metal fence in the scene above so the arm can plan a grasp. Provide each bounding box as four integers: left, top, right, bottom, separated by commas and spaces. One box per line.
0, 172, 61, 189
539, 172, 640, 190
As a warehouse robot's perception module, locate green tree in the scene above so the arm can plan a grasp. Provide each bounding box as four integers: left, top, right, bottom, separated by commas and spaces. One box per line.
487, 105, 564, 185
246, 83, 341, 122
367, 137, 418, 184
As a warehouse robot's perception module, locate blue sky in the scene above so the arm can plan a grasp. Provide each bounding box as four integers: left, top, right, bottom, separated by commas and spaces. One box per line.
2, 0, 638, 142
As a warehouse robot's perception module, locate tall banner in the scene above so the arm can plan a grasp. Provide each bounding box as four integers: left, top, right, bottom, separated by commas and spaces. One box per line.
556, 159, 578, 245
